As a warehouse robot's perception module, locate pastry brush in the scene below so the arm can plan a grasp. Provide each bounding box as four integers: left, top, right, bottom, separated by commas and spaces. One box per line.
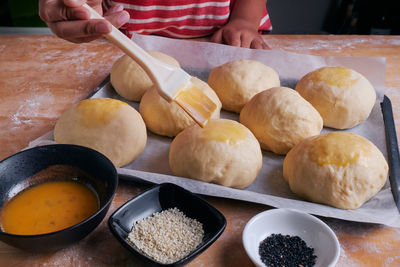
84, 4, 216, 127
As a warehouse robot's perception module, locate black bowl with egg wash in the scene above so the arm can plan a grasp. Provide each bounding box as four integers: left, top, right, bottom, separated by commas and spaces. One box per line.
0, 144, 118, 251
108, 183, 226, 266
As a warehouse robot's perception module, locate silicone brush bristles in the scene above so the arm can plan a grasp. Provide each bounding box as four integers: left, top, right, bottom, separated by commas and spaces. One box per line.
174, 84, 217, 127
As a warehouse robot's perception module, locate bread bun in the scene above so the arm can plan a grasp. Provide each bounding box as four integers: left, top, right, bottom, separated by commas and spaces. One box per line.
110, 52, 180, 101
169, 119, 262, 188
295, 66, 376, 129
54, 98, 147, 167
139, 77, 222, 137
283, 132, 388, 209
208, 59, 280, 113
240, 87, 323, 154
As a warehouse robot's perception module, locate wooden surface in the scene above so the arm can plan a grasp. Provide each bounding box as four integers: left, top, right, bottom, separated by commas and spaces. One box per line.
0, 33, 400, 266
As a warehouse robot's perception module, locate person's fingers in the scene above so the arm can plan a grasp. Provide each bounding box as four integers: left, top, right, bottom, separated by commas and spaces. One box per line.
68, 6, 91, 20
261, 41, 269, 49
229, 35, 241, 47
67, 35, 104, 43
48, 19, 111, 42
250, 38, 263, 49
63, 0, 86, 8
210, 28, 223, 44
250, 40, 263, 49
85, 0, 105, 15
39, 1, 89, 22
104, 4, 124, 15
224, 30, 241, 47
39, 0, 105, 23
250, 37, 270, 49
261, 38, 270, 49
104, 9, 130, 28
240, 33, 252, 48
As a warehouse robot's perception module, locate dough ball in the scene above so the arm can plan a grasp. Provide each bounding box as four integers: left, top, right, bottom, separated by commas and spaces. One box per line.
110, 51, 180, 101
54, 98, 147, 167
169, 119, 262, 189
240, 87, 323, 155
208, 59, 280, 113
295, 66, 376, 129
283, 132, 388, 209
139, 77, 222, 137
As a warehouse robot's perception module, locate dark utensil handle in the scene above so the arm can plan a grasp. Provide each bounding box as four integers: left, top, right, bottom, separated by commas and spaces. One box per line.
86, 75, 110, 99
381, 95, 400, 212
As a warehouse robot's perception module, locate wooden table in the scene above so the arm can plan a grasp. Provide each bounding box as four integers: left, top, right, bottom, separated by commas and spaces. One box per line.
0, 32, 399, 266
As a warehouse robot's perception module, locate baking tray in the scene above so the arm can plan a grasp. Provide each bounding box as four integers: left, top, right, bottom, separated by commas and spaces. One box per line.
30, 34, 400, 226
80, 74, 400, 227
91, 77, 400, 211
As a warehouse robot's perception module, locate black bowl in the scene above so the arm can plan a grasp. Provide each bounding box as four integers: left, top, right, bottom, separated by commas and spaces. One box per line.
0, 144, 118, 251
108, 183, 226, 266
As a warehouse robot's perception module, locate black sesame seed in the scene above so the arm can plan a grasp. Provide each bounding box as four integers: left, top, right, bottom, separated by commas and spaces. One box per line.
258, 233, 317, 267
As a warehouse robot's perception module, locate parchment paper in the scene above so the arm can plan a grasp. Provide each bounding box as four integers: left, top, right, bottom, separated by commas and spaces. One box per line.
30, 34, 400, 227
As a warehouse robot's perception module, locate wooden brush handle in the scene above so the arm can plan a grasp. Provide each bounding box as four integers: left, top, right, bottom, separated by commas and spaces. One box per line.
83, 3, 159, 84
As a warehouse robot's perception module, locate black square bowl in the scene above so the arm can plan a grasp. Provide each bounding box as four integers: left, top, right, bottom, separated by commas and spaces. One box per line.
108, 183, 226, 266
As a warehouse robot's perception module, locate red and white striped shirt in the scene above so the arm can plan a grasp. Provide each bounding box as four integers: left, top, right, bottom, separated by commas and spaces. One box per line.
102, 0, 271, 38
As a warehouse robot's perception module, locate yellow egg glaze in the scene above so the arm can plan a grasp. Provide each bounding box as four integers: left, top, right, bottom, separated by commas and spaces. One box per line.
200, 120, 247, 145
0, 181, 99, 235
309, 132, 372, 167
311, 67, 359, 89
77, 98, 128, 128
174, 84, 216, 127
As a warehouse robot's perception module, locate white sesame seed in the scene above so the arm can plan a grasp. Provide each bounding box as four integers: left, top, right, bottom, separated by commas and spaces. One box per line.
126, 207, 204, 264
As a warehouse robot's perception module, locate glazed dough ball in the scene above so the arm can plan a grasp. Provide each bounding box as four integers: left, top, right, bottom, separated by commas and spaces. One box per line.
169, 119, 262, 189
110, 51, 180, 101
54, 98, 147, 167
240, 87, 323, 155
295, 66, 376, 129
283, 132, 388, 209
208, 59, 280, 113
139, 77, 222, 137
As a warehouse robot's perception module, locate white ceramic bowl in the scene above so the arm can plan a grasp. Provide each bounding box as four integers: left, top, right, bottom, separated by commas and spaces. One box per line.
242, 209, 340, 267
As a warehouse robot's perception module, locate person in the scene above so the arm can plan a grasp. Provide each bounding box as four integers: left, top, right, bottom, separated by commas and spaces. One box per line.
39, 0, 271, 49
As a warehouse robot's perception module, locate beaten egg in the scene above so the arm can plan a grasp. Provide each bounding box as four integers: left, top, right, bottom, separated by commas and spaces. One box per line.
0, 180, 99, 235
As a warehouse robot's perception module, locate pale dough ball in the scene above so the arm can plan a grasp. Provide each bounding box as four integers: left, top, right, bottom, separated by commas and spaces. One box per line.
208, 59, 280, 113
54, 98, 147, 167
283, 132, 388, 209
110, 51, 180, 101
139, 77, 222, 137
295, 66, 376, 129
169, 119, 262, 189
240, 87, 323, 155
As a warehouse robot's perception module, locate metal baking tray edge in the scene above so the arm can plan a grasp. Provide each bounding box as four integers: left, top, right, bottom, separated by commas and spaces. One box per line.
381, 95, 400, 212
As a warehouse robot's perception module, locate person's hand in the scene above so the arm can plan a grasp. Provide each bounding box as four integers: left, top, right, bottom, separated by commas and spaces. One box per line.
39, 0, 130, 43
210, 18, 269, 49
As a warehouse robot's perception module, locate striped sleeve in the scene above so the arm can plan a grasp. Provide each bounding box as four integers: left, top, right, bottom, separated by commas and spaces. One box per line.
259, 8, 272, 32
103, 0, 271, 38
